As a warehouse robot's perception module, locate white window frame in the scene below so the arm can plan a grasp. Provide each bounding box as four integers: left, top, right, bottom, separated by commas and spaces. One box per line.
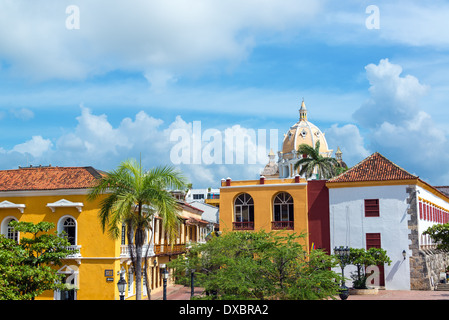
1, 216, 19, 242
57, 215, 78, 246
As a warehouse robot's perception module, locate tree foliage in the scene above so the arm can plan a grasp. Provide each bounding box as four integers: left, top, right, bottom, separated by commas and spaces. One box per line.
88, 158, 187, 300
0, 221, 75, 300
294, 141, 339, 179
346, 247, 391, 289
423, 223, 449, 251
169, 230, 342, 300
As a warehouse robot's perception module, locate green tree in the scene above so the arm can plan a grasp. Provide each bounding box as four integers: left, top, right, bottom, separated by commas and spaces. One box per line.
294, 141, 339, 179
0, 221, 75, 300
88, 158, 187, 300
346, 247, 391, 289
170, 231, 342, 300
423, 223, 449, 251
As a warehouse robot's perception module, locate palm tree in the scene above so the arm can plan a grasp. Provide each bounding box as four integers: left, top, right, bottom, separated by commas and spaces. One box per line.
88, 158, 187, 300
294, 141, 339, 180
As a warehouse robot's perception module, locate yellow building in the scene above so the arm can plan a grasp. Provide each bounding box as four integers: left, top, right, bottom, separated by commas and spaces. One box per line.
219, 176, 309, 247
219, 100, 336, 251
0, 165, 207, 300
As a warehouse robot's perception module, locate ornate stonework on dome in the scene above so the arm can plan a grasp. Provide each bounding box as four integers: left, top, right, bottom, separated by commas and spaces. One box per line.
276, 100, 333, 179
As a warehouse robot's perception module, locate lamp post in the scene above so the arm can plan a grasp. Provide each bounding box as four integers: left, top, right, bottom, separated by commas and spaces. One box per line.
117, 269, 127, 301
184, 256, 196, 298
334, 246, 350, 300
190, 268, 196, 298
160, 263, 169, 300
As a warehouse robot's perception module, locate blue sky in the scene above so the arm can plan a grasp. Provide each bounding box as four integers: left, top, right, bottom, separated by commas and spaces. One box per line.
1, 0, 449, 188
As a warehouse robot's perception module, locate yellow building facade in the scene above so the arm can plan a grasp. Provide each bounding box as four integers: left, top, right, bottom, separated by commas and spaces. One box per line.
219, 176, 309, 247
0, 165, 207, 300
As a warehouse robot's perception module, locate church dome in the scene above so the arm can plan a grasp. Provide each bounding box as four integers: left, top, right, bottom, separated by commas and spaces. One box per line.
281, 100, 332, 160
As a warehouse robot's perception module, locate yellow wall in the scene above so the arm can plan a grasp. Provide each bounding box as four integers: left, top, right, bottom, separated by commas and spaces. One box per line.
219, 178, 309, 247
0, 191, 203, 300
0, 192, 124, 300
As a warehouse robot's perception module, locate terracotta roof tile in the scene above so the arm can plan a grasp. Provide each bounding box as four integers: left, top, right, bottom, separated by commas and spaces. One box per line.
0, 166, 103, 191
327, 152, 418, 183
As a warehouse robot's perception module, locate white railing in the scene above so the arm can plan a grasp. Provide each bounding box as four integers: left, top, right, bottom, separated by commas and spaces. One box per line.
66, 245, 82, 258
120, 244, 155, 257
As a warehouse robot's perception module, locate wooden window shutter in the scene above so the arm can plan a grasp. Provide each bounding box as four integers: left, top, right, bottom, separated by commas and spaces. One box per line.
364, 199, 380, 217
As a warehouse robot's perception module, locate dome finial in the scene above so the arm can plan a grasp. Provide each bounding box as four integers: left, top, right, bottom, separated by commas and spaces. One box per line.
299, 98, 307, 121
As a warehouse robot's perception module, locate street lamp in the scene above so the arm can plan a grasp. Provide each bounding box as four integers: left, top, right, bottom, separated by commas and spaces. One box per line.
184, 256, 196, 298
117, 269, 127, 301
334, 246, 350, 300
160, 263, 169, 300
190, 268, 196, 298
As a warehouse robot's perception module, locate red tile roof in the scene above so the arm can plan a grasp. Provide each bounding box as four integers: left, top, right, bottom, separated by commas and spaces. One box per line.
327, 152, 418, 183
0, 166, 103, 191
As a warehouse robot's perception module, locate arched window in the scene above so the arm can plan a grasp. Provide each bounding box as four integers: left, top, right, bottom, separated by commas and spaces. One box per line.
272, 192, 294, 230
58, 216, 77, 246
233, 193, 254, 230
1, 217, 19, 242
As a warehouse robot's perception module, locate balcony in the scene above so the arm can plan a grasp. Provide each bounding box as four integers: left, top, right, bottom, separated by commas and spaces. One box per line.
120, 244, 155, 258
66, 245, 82, 258
271, 221, 294, 230
207, 193, 220, 200
154, 244, 186, 255
232, 221, 254, 230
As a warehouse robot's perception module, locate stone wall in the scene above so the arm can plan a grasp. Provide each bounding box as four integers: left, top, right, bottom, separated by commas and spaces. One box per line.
406, 185, 449, 290
410, 249, 449, 290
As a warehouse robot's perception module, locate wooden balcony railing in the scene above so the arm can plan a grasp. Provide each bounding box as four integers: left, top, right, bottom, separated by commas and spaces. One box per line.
233, 221, 254, 230
154, 244, 186, 255
271, 221, 294, 230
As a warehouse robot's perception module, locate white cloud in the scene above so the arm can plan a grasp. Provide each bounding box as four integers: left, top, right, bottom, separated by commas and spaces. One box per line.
0, 106, 273, 187
10, 108, 34, 121
378, 1, 449, 48
12, 136, 52, 158
325, 123, 370, 167
0, 0, 324, 81
353, 58, 429, 128
349, 59, 449, 185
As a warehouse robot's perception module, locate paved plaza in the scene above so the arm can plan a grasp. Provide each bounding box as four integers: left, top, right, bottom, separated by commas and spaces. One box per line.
151, 284, 449, 300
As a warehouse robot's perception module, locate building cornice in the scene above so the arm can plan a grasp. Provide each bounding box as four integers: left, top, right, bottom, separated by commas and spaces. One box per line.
326, 178, 419, 189
0, 188, 98, 198
220, 182, 307, 190
326, 178, 449, 205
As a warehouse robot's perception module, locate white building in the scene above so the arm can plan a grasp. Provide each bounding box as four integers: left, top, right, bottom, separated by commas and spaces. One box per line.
327, 152, 449, 290
185, 188, 220, 203
187, 201, 219, 234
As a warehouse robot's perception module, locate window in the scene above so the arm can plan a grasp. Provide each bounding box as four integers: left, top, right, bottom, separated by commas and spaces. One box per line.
233, 193, 254, 230
1, 217, 19, 242
55, 265, 78, 300
365, 233, 384, 286
7, 219, 18, 242
59, 274, 76, 300
272, 192, 294, 230
366, 233, 381, 249
419, 202, 423, 220
58, 216, 77, 246
62, 217, 76, 245
364, 199, 379, 217
121, 224, 126, 245
128, 267, 134, 295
